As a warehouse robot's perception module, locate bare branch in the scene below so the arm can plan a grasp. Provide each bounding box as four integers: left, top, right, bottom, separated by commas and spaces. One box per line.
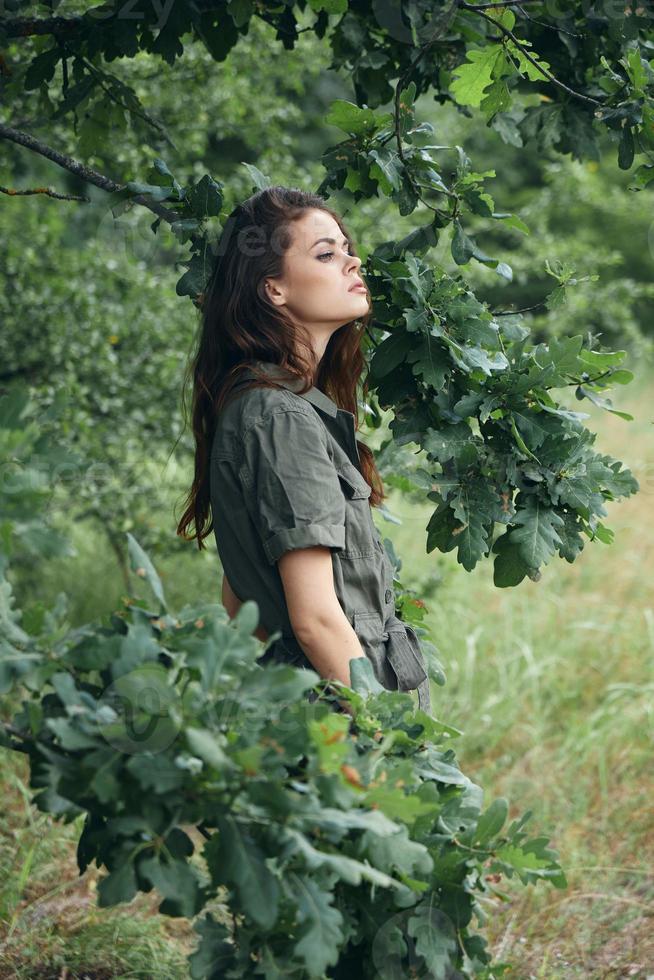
1, 184, 90, 201
462, 0, 549, 7
514, 3, 583, 37
1, 15, 84, 39
492, 301, 546, 315
0, 122, 184, 222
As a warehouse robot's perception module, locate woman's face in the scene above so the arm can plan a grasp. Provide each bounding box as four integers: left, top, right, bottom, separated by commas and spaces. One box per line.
263, 208, 370, 359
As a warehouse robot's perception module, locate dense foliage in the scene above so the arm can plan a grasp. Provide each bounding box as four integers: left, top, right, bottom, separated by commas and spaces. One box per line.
0, 387, 566, 978
4, 0, 654, 178
2, 0, 648, 580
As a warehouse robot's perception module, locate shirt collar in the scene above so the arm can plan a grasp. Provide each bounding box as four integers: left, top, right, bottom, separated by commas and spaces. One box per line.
239, 360, 341, 419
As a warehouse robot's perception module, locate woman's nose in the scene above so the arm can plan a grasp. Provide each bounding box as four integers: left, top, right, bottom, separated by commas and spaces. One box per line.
346, 253, 361, 271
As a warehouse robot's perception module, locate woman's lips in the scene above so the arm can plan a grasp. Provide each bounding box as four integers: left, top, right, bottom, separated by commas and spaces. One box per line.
348, 283, 367, 292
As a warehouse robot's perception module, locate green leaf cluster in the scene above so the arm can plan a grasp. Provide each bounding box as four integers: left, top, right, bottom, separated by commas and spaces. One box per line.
363, 252, 638, 585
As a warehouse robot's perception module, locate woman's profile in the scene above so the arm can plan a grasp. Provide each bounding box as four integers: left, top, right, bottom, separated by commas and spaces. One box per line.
176, 185, 431, 713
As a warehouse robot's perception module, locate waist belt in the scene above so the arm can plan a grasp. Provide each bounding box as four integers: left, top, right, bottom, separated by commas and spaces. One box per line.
382, 613, 431, 714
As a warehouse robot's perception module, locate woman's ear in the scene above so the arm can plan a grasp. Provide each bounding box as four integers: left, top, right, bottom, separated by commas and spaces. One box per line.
264, 277, 285, 306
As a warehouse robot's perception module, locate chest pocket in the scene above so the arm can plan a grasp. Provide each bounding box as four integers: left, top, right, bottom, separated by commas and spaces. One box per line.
336, 460, 377, 559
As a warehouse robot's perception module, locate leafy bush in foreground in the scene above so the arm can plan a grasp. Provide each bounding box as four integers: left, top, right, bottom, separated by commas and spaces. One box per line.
1, 529, 566, 979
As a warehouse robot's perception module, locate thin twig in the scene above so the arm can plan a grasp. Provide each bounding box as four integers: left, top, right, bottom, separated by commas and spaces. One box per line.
514, 3, 583, 37
76, 53, 174, 145
492, 302, 546, 315
256, 13, 314, 38
1, 184, 89, 201
393, 0, 461, 216
559, 369, 613, 387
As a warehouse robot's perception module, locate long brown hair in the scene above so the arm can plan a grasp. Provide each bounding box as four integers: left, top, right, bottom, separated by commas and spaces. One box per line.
175, 184, 384, 550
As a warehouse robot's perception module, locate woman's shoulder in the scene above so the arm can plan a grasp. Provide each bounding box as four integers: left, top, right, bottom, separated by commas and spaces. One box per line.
218, 381, 315, 437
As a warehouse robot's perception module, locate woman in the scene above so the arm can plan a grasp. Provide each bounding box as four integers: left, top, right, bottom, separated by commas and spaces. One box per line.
176, 185, 431, 713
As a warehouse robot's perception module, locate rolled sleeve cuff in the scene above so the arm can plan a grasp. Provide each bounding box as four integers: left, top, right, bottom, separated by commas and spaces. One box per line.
264, 524, 346, 565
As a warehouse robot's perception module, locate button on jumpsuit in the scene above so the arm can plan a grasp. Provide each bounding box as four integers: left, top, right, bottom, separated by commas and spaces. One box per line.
209, 360, 431, 713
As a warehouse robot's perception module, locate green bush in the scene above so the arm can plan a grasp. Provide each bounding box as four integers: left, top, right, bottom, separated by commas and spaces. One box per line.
1, 521, 567, 979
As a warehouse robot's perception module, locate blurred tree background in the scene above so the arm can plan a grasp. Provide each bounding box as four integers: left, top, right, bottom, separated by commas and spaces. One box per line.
1, 7, 653, 978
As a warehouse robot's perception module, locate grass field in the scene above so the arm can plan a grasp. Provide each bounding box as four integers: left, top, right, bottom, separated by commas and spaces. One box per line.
1, 360, 652, 979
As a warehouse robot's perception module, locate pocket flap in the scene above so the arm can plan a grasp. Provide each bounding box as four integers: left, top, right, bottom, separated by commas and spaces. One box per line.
385, 626, 428, 691
353, 610, 398, 691
337, 462, 372, 499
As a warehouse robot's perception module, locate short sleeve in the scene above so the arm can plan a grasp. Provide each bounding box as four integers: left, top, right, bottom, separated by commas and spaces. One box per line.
239, 409, 346, 564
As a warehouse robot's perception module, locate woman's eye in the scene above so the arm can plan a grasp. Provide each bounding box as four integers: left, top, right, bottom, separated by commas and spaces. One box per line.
318, 247, 353, 261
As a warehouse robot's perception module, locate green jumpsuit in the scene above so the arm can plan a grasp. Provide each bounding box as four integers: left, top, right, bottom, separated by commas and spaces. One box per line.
209, 359, 431, 713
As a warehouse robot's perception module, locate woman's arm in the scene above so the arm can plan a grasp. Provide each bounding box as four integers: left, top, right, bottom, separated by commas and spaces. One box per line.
224, 557, 359, 717
277, 546, 364, 718
277, 546, 365, 697
221, 574, 270, 643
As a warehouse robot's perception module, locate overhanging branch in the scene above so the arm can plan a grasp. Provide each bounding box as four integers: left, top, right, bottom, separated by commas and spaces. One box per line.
0, 122, 122, 192
460, 3, 602, 107
0, 122, 184, 222
1, 15, 84, 38
392, 0, 460, 218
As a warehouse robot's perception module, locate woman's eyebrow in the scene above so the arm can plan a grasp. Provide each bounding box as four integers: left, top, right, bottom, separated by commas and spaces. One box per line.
310, 236, 350, 249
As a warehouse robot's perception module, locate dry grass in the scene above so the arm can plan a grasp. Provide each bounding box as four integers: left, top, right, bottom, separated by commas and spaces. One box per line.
0, 752, 196, 979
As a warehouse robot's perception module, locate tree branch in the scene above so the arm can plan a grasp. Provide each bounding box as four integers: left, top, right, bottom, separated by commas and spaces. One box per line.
462, 0, 551, 7
0, 15, 84, 39
0, 122, 184, 222
1, 184, 89, 202
75, 54, 175, 146
492, 301, 546, 315
460, 3, 602, 107
393, 0, 461, 217
0, 6, 310, 41
513, 3, 583, 38
0, 121, 120, 192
